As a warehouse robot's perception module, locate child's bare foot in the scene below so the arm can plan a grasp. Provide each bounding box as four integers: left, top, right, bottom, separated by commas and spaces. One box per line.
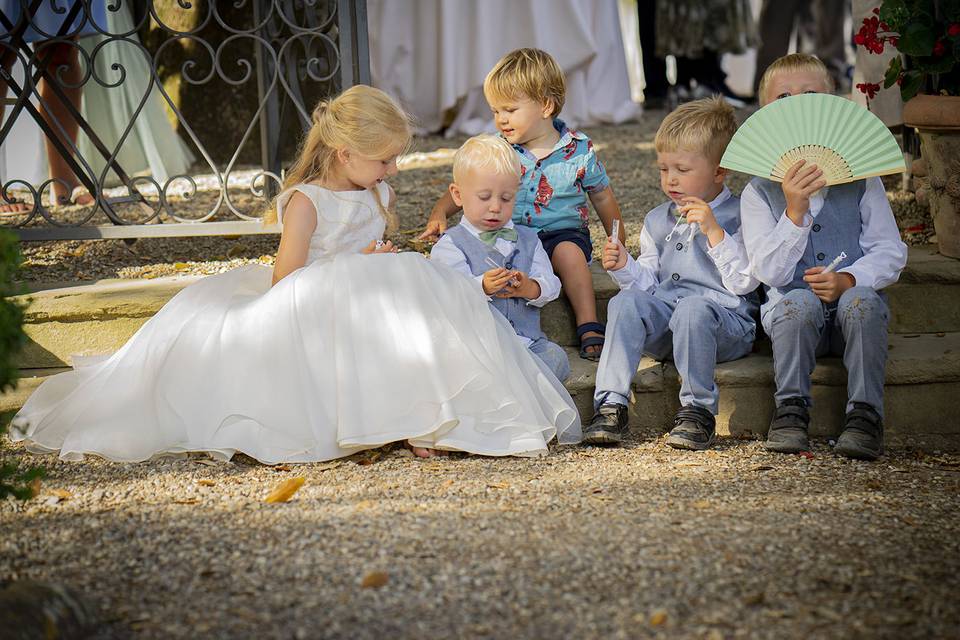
407, 442, 450, 458
0, 199, 32, 216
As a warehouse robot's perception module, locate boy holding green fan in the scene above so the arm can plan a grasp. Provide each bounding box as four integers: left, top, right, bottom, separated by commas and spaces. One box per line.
584, 97, 759, 448
740, 53, 908, 461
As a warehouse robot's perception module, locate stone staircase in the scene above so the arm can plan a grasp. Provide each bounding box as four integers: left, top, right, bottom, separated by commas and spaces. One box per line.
4, 246, 960, 449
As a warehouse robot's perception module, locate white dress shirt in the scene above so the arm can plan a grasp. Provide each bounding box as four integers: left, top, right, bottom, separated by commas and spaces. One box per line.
430, 216, 562, 310
607, 186, 759, 296
739, 177, 908, 290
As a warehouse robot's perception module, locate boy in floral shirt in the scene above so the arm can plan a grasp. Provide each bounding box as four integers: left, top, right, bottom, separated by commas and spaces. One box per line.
421, 48, 625, 361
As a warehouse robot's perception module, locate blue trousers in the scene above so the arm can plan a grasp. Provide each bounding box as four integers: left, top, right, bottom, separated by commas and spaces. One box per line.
529, 337, 570, 383
594, 290, 755, 414
763, 287, 888, 416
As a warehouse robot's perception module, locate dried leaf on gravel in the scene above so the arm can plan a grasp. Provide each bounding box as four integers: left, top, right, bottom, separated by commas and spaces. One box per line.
313, 461, 345, 472
173, 498, 199, 505
361, 572, 389, 589
691, 500, 711, 509
192, 459, 218, 467
486, 482, 509, 489
196, 479, 216, 487
649, 610, 668, 626
752, 465, 774, 471
271, 464, 292, 472
29, 477, 42, 498
49, 489, 73, 499
265, 477, 305, 503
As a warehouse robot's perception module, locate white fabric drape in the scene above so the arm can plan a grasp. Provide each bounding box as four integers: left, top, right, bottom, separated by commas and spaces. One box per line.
367, 0, 641, 136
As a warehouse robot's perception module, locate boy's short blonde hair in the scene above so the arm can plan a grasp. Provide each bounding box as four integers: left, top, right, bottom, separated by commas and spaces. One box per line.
452, 134, 521, 184
483, 48, 566, 117
758, 53, 833, 105
654, 96, 738, 164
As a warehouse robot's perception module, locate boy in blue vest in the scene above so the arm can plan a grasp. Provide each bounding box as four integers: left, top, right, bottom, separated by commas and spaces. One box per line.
421, 48, 625, 363
585, 97, 759, 448
741, 54, 908, 460
431, 134, 570, 382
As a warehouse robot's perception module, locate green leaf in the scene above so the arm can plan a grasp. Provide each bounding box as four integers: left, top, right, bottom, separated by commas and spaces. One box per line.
900, 70, 924, 100
879, 0, 907, 29
898, 22, 937, 56
884, 56, 903, 88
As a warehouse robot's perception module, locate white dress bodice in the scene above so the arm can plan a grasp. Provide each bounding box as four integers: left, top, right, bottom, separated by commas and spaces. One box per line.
276, 182, 389, 264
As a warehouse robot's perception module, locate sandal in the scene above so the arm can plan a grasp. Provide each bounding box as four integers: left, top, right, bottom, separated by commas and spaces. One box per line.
576, 321, 605, 361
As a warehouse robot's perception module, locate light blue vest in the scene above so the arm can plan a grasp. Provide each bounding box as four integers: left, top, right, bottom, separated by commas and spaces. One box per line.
644, 194, 758, 322
750, 178, 866, 319
444, 224, 547, 341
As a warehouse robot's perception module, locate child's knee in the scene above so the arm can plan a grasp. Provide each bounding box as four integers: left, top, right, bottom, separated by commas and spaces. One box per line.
669, 296, 720, 332
837, 287, 887, 326
772, 289, 822, 328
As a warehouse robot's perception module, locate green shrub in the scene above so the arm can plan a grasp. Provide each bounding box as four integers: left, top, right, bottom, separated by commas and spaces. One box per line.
0, 230, 41, 500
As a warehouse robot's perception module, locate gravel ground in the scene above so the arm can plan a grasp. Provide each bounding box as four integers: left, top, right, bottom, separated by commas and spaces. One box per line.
15, 109, 934, 285
4, 111, 952, 638
2, 436, 959, 639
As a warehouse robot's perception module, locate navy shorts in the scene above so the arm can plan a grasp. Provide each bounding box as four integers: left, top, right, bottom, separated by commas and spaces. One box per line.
537, 228, 593, 262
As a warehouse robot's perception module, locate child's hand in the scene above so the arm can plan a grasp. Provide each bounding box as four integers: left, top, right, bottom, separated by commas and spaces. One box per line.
782, 160, 826, 225
362, 239, 398, 254
601, 237, 627, 271
679, 196, 724, 247
418, 213, 447, 242
803, 266, 855, 303
482, 267, 517, 295
494, 271, 541, 300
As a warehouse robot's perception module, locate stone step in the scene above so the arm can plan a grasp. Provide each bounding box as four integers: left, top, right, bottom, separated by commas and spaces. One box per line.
12, 247, 960, 369
564, 332, 960, 450
5, 334, 958, 451
543, 246, 960, 345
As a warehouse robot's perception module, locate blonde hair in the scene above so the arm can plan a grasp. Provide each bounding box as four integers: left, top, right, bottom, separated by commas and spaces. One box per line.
452, 134, 521, 184
654, 96, 738, 163
265, 85, 412, 232
758, 53, 833, 106
483, 48, 565, 116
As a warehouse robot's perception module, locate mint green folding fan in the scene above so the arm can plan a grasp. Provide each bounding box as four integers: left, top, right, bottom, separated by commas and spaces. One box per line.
720, 93, 905, 185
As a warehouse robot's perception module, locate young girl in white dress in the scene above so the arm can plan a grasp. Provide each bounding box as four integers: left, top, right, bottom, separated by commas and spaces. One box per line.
10, 85, 581, 463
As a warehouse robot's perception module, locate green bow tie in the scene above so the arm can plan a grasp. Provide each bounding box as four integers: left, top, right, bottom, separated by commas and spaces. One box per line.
479, 227, 518, 246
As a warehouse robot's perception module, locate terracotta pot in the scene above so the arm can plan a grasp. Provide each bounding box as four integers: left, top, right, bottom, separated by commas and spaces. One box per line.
904, 95, 960, 259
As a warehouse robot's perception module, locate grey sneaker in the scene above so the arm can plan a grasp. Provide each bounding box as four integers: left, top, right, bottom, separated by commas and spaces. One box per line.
583, 403, 629, 445
834, 403, 883, 461
764, 398, 810, 453
665, 405, 716, 451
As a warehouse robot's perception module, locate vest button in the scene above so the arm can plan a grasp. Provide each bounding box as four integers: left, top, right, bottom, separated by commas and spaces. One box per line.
817, 252, 825, 260
813, 223, 821, 232
676, 242, 683, 250
672, 273, 680, 281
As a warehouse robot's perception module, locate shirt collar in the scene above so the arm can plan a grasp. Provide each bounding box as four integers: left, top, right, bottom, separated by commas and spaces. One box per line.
458, 215, 515, 239
508, 118, 587, 158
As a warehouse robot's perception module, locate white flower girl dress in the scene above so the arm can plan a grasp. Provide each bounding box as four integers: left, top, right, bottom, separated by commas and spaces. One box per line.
11, 183, 581, 463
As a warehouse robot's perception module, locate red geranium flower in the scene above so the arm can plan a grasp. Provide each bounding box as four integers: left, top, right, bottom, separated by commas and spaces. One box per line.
949, 23, 960, 37
933, 40, 946, 56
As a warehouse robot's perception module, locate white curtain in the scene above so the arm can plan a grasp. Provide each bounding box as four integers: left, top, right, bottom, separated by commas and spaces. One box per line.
368, 0, 642, 136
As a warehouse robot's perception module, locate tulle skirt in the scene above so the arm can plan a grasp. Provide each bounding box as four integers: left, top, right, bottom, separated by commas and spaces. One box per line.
11, 253, 581, 463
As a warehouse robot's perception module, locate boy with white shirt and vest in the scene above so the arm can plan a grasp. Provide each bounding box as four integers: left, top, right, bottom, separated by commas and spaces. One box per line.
585, 97, 759, 449
741, 54, 908, 460
431, 134, 570, 382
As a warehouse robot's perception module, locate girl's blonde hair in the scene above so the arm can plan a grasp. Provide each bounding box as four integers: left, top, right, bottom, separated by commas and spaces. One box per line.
758, 53, 833, 105
452, 134, 521, 184
483, 48, 566, 116
655, 96, 737, 164
265, 85, 412, 232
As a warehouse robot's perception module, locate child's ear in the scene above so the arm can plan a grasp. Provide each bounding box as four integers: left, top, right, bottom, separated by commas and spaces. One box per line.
540, 99, 554, 119
714, 165, 728, 184
449, 183, 463, 207
337, 148, 351, 165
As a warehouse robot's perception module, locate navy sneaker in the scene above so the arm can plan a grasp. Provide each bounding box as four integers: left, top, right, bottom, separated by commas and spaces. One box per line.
764, 398, 810, 453
834, 403, 883, 461
665, 405, 716, 450
583, 403, 629, 445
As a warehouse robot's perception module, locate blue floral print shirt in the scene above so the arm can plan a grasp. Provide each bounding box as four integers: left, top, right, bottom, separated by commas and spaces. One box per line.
508, 119, 610, 233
